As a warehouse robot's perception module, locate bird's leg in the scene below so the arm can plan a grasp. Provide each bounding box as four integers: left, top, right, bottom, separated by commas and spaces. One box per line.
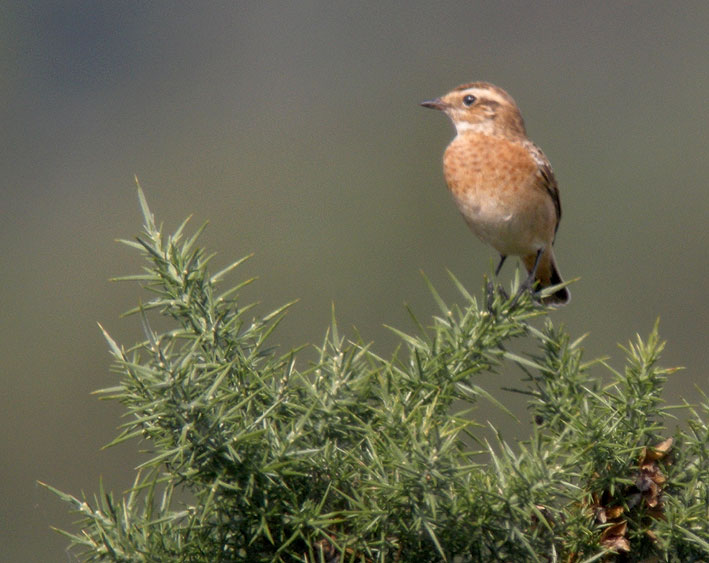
494, 254, 508, 277
494, 255, 509, 299
485, 277, 495, 311
522, 248, 543, 291
486, 254, 508, 309
509, 248, 543, 308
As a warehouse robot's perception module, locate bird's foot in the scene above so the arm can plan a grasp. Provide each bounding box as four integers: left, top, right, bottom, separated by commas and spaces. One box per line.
486, 278, 510, 312
508, 276, 539, 310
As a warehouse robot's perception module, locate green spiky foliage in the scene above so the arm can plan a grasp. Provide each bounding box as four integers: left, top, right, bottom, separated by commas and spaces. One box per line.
44, 189, 709, 562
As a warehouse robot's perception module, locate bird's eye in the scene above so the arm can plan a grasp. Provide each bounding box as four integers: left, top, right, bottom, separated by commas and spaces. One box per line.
463, 94, 476, 106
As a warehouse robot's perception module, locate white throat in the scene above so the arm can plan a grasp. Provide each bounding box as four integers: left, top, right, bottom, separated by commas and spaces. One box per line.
454, 120, 496, 135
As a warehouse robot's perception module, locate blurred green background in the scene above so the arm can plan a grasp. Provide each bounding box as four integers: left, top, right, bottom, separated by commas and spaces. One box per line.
2, 3, 708, 559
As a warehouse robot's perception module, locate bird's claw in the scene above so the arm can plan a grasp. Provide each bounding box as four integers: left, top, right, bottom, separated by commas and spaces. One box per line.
486, 279, 510, 312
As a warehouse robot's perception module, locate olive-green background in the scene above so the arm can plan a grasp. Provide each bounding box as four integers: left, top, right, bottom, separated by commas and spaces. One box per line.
2, 3, 707, 560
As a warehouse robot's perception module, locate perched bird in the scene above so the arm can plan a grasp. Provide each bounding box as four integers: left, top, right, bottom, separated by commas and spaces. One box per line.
421, 82, 570, 305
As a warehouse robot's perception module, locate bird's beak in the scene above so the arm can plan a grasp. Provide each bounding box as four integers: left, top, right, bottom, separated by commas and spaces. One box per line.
420, 98, 446, 110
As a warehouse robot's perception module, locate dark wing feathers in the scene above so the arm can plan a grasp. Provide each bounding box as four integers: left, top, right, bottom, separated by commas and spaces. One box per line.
526, 141, 562, 236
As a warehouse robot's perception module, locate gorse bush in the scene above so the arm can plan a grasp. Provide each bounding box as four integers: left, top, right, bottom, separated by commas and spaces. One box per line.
45, 189, 709, 561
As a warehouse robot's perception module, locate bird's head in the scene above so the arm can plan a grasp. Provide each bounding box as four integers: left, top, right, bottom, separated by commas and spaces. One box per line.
421, 82, 526, 137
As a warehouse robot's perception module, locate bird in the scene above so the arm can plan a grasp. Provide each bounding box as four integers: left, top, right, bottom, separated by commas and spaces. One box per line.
421, 81, 570, 305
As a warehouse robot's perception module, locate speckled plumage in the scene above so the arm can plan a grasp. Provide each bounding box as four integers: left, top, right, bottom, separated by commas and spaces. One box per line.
422, 82, 569, 304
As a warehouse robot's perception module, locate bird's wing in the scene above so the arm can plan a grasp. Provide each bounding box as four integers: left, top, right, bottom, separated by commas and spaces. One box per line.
526, 141, 562, 235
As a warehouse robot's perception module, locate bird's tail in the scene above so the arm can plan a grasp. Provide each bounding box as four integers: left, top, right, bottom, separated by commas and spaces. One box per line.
524, 249, 570, 306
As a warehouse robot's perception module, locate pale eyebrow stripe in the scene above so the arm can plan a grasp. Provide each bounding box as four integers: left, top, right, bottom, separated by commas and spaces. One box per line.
464, 88, 508, 106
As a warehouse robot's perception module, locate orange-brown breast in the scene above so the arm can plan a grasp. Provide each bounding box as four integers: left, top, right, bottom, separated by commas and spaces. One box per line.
443, 133, 536, 199
442, 132, 557, 254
